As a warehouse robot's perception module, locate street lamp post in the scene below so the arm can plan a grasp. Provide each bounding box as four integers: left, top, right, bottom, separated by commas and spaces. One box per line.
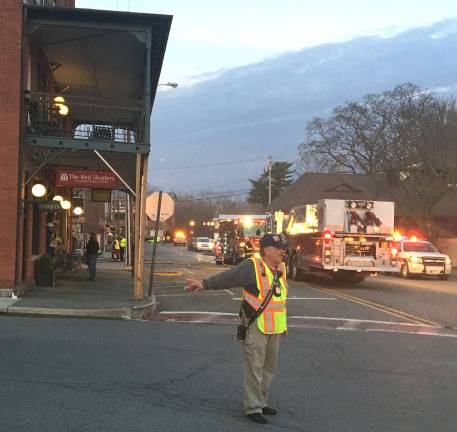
158, 82, 178, 88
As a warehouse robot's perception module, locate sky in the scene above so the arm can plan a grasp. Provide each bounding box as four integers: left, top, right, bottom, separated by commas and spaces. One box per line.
76, 0, 457, 86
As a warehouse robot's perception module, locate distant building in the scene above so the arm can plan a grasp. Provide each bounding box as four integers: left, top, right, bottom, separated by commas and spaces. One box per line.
270, 172, 457, 239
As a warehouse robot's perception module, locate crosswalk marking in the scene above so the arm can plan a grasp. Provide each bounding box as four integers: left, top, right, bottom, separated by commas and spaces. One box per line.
155, 311, 457, 338
231, 297, 336, 301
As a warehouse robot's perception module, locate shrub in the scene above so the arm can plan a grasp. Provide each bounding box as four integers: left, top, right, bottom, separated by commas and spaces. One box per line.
36, 254, 55, 273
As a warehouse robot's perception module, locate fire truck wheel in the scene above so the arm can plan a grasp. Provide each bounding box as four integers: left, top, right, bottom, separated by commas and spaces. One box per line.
401, 264, 410, 279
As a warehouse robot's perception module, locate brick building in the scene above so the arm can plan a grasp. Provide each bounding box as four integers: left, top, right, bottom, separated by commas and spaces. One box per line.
0, 1, 171, 298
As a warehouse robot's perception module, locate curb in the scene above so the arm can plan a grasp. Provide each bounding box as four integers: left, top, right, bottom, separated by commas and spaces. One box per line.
4, 296, 157, 321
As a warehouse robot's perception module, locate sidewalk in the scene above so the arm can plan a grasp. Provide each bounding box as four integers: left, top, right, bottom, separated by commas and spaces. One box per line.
1, 256, 156, 320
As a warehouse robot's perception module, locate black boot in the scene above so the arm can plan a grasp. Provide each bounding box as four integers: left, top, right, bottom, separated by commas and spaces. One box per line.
262, 407, 278, 415
246, 413, 268, 424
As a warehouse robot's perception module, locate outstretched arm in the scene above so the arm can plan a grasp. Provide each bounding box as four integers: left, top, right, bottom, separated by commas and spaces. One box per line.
185, 277, 204, 292
185, 259, 255, 292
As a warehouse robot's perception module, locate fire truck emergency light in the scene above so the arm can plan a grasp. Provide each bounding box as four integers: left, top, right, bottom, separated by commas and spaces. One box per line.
323, 231, 333, 240
243, 217, 253, 227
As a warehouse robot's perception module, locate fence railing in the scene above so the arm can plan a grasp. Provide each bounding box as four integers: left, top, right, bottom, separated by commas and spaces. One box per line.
24, 91, 146, 144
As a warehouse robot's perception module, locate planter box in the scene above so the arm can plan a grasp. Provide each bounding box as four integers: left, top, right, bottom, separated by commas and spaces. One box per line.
36, 271, 56, 287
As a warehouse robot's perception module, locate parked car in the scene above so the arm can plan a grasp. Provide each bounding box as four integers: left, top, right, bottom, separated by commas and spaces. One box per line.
392, 237, 452, 280
195, 237, 214, 252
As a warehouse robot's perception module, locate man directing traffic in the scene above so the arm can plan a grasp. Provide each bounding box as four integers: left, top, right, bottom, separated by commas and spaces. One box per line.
185, 233, 288, 425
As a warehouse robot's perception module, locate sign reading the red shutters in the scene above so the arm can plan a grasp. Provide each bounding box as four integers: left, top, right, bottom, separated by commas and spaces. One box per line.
55, 169, 117, 189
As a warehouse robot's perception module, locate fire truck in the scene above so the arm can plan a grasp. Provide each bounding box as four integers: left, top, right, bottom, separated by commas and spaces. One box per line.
214, 214, 270, 265
282, 199, 400, 283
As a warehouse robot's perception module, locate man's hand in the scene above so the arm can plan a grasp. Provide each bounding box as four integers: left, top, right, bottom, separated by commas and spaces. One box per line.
185, 277, 204, 292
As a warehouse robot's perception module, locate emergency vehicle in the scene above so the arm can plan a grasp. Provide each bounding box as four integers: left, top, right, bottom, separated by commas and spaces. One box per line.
282, 199, 400, 283
391, 235, 452, 280
214, 214, 269, 265
173, 230, 187, 246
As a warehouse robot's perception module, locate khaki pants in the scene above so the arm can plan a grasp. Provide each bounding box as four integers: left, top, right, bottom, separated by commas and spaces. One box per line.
243, 323, 280, 415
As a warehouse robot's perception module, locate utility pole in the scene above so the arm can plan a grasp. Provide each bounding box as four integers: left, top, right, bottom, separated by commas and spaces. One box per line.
268, 156, 272, 205
148, 190, 162, 297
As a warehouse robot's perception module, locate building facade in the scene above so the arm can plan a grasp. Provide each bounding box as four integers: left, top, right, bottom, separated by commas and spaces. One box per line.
0, 1, 171, 298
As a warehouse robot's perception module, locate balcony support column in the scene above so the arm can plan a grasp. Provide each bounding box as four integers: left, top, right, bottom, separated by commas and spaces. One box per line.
144, 31, 151, 144
138, 155, 148, 297
133, 153, 142, 299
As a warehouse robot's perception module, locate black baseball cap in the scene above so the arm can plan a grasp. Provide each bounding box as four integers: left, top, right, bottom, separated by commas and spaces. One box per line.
260, 233, 288, 249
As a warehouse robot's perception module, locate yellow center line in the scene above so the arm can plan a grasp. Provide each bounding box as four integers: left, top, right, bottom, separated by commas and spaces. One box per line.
154, 271, 182, 277
314, 287, 442, 327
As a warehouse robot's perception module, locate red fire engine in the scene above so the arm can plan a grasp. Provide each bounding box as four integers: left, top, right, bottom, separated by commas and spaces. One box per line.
214, 214, 269, 265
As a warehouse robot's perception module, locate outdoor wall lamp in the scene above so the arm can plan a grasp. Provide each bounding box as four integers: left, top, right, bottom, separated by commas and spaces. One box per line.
58, 105, 69, 116
73, 206, 84, 216
53, 195, 63, 202
31, 183, 46, 198
53, 96, 69, 116
60, 200, 72, 210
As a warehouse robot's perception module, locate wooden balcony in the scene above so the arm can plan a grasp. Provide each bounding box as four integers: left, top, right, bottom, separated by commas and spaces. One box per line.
24, 91, 149, 153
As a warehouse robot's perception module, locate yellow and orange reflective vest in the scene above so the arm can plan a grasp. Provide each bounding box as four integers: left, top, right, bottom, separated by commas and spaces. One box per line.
242, 257, 287, 334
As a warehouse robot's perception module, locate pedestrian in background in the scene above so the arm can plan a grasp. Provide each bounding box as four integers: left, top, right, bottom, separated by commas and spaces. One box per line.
119, 235, 127, 262
111, 237, 120, 261
85, 233, 100, 281
185, 234, 288, 425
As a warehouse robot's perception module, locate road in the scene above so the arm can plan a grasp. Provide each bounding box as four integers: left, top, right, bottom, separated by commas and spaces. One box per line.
151, 244, 457, 331
1, 244, 456, 432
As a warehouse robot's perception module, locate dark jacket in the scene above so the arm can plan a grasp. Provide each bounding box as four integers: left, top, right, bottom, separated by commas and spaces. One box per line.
86, 239, 100, 255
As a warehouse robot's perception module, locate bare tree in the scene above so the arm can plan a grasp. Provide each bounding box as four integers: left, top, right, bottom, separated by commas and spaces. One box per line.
298, 83, 457, 233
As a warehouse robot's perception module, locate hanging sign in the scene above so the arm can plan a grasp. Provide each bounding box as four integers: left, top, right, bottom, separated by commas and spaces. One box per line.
56, 169, 117, 189
36, 201, 64, 213
91, 189, 112, 202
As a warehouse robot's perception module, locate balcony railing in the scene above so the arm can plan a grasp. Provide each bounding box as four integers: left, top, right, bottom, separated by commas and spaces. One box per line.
24, 91, 146, 145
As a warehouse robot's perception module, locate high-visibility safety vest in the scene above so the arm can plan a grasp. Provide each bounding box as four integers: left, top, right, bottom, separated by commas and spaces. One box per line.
243, 257, 287, 334
114, 239, 120, 250
120, 237, 127, 248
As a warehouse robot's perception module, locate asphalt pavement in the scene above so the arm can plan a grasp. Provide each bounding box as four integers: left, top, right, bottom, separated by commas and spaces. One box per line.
1, 315, 456, 432
1, 244, 457, 432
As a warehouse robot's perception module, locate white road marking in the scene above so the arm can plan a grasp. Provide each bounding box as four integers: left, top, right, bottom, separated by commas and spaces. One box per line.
158, 292, 232, 297
225, 289, 235, 295
289, 316, 420, 325
231, 297, 336, 301
160, 311, 238, 316
180, 268, 194, 274
154, 311, 457, 338
156, 312, 457, 338
336, 321, 359, 330
365, 329, 457, 338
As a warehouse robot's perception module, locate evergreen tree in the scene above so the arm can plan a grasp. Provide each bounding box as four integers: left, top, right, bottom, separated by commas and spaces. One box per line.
248, 161, 295, 207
